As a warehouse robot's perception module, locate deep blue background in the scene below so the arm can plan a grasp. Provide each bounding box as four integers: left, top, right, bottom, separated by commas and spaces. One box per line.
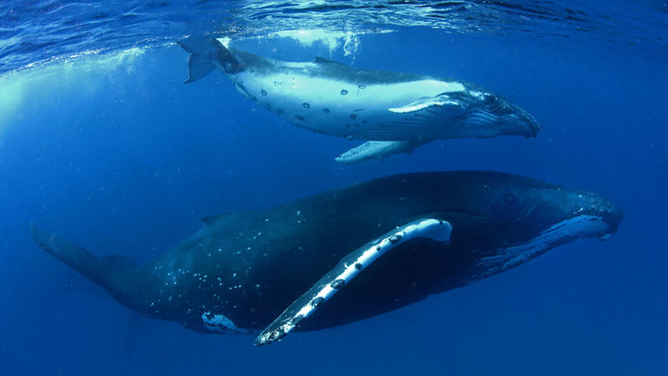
1, 29, 666, 375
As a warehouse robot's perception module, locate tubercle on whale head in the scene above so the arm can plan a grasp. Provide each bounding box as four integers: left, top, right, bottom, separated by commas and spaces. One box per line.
518, 106, 540, 138
464, 182, 623, 282
457, 89, 540, 139
464, 174, 623, 246
495, 99, 540, 138
514, 184, 624, 241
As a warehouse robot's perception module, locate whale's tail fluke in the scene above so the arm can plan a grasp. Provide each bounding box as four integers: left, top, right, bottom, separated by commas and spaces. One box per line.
178, 37, 243, 83
30, 221, 136, 293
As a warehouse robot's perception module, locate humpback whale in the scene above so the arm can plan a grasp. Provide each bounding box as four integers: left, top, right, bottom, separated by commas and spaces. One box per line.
31, 171, 622, 346
179, 38, 540, 163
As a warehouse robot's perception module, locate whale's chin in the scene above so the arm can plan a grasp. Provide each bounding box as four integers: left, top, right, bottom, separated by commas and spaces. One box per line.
468, 214, 613, 283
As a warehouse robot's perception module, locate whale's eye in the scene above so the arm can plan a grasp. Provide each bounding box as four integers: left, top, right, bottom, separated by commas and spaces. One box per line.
505, 193, 517, 205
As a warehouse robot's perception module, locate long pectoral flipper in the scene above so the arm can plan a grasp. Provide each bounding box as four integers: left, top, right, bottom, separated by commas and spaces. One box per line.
254, 218, 452, 346
388, 94, 466, 114
335, 140, 433, 165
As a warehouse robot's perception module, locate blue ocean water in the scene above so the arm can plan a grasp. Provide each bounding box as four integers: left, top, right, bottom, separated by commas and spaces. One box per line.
1, 1, 667, 375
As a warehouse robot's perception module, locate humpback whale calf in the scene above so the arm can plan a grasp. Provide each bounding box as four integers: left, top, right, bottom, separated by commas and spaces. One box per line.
179, 38, 540, 164
31, 171, 622, 346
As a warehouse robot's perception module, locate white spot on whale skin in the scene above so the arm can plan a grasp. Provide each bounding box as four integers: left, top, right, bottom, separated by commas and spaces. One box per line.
202, 311, 252, 334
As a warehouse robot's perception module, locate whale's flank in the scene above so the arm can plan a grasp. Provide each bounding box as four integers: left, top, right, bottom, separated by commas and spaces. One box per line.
29, 171, 622, 345
178, 38, 541, 163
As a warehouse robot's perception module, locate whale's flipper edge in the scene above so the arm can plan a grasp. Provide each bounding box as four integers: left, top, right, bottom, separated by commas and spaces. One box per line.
335, 140, 432, 165
29, 221, 134, 292
388, 95, 465, 114
313, 56, 346, 66
254, 218, 452, 346
101, 254, 138, 271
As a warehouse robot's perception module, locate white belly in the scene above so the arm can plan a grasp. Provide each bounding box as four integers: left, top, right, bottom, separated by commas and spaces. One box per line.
230, 70, 466, 140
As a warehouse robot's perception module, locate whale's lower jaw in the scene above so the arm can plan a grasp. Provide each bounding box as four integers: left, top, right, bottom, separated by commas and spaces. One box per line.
279, 113, 530, 142
461, 215, 611, 285
260, 104, 531, 143
250, 95, 534, 143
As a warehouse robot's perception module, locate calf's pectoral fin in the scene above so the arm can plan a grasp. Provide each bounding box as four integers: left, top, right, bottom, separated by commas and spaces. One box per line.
253, 218, 452, 346
335, 140, 433, 165
388, 95, 464, 114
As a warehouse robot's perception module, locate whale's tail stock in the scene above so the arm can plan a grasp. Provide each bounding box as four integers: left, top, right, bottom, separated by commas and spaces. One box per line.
178, 37, 243, 83
30, 221, 137, 294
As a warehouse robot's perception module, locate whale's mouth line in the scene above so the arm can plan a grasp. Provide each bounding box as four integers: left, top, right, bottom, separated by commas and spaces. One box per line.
466, 111, 498, 124
477, 215, 610, 272
466, 105, 540, 136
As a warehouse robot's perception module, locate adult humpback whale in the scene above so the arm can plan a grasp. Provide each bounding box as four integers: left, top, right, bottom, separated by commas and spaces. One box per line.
179, 38, 540, 163
31, 171, 622, 346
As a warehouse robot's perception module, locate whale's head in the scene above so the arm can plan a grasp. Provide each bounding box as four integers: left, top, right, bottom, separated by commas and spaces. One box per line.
440, 172, 623, 278
461, 90, 541, 138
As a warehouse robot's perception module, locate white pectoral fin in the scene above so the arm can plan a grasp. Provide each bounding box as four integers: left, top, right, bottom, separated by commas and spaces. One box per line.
335, 140, 433, 165
388, 96, 463, 114
253, 218, 452, 346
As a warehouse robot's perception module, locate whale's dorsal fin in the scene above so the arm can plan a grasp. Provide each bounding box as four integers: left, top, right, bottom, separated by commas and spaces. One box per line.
202, 212, 236, 225
254, 218, 452, 346
314, 56, 345, 65
202, 215, 224, 225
